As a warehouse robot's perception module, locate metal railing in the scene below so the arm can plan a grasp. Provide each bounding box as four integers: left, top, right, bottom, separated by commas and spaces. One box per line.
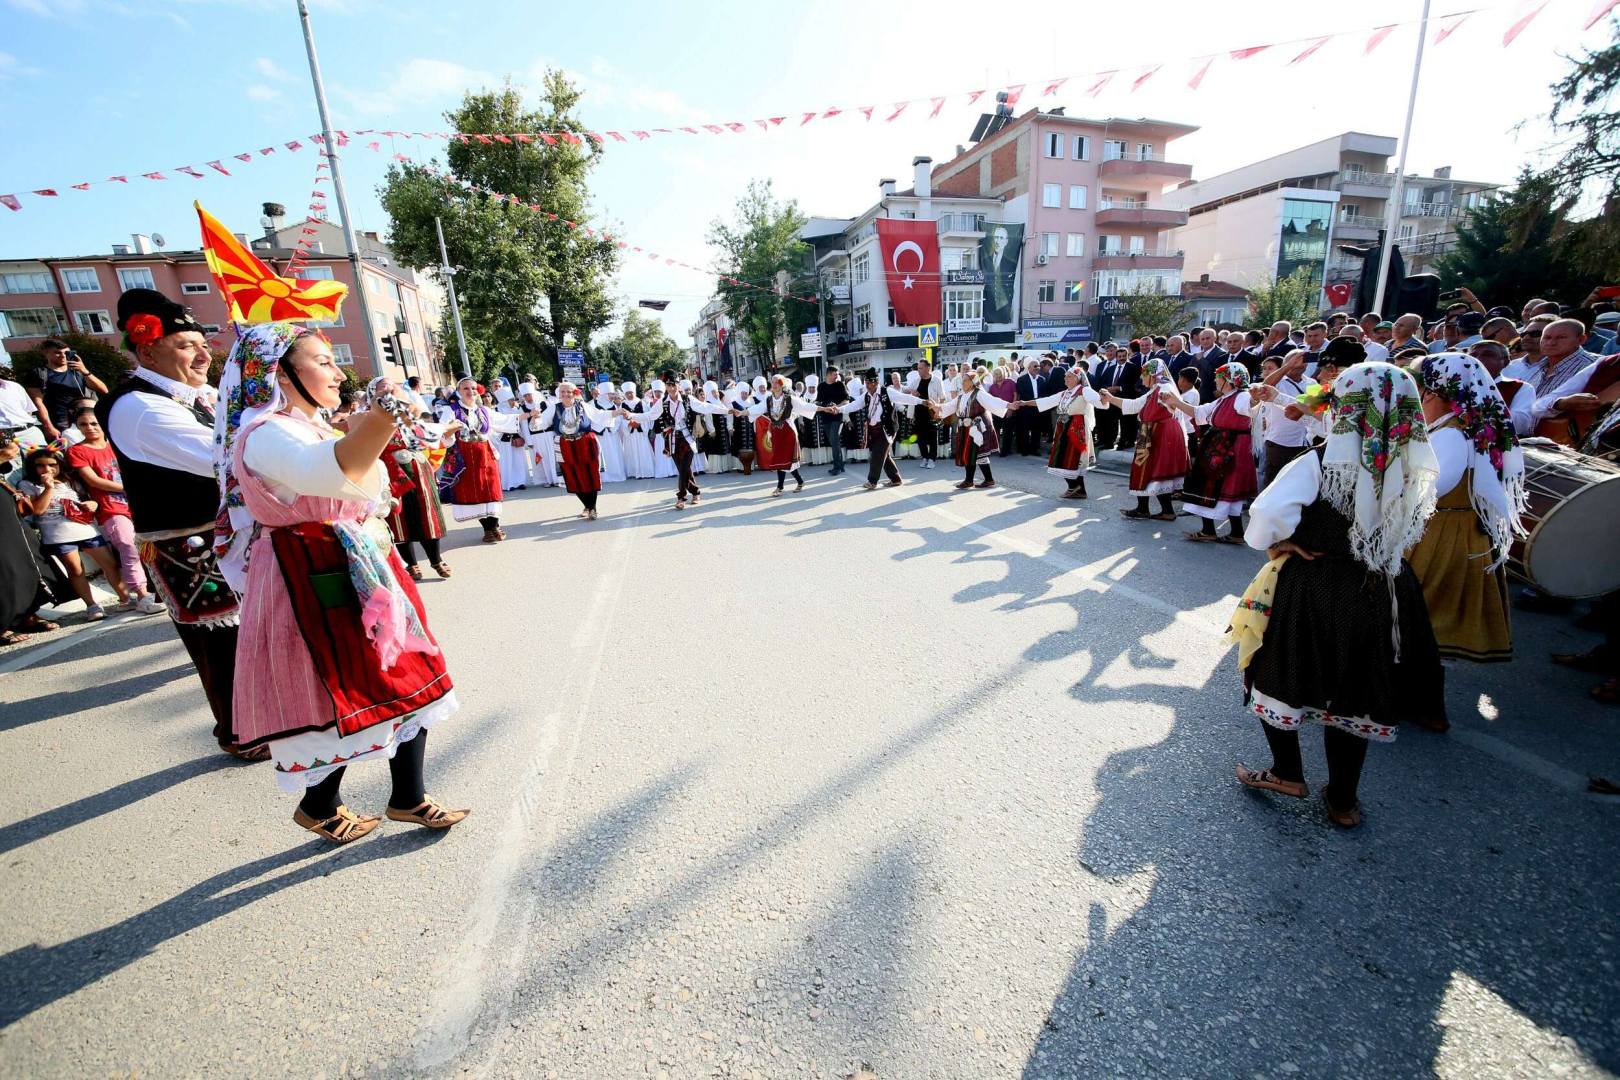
1401, 201, 1461, 219
1336, 215, 1386, 230
1094, 248, 1185, 258
1337, 171, 1397, 188
1098, 196, 1145, 209
1101, 150, 1182, 164
935, 213, 986, 233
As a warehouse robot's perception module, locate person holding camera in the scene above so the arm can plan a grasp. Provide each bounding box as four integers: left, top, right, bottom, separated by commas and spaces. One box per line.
23, 339, 108, 443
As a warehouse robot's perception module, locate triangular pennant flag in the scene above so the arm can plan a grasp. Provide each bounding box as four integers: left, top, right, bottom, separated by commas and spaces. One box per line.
1366, 25, 1396, 53
929, 96, 946, 118
822, 106, 842, 119
108, 175, 128, 183
966, 90, 985, 105
801, 112, 817, 126
32, 188, 57, 196
585, 132, 605, 143
493, 134, 511, 143
725, 122, 746, 133
473, 134, 494, 144
206, 160, 230, 175
1042, 78, 1067, 96
177, 166, 205, 179
679, 126, 699, 134
885, 102, 909, 122
539, 134, 558, 145
754, 119, 768, 130
1585, 0, 1619, 29
1230, 45, 1270, 59
858, 106, 874, 121
142, 172, 166, 180
514, 134, 532, 143
335, 133, 349, 146
0, 194, 19, 211
1289, 36, 1333, 65
703, 124, 723, 134
561, 133, 581, 145
1188, 55, 1216, 89
769, 116, 785, 125
1433, 13, 1470, 43
311, 134, 325, 144
285, 140, 303, 151
72, 183, 89, 191
235, 153, 252, 162
1131, 65, 1161, 91
260, 147, 275, 155
1087, 71, 1118, 96
1004, 85, 1025, 105
367, 141, 380, 152
608, 131, 628, 141
1503, 0, 1549, 45
393, 153, 410, 161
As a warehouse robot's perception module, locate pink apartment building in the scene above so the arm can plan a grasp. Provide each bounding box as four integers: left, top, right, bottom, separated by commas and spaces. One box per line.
932, 110, 1197, 323
1, 218, 449, 387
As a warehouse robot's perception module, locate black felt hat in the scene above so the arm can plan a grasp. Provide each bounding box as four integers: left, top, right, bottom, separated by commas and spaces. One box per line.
115, 287, 204, 349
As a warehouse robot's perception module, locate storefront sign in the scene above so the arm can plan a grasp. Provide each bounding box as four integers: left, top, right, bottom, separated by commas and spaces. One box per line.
944, 269, 986, 285
946, 317, 983, 334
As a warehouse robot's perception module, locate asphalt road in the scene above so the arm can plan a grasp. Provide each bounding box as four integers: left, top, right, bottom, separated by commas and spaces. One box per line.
1, 451, 1615, 1080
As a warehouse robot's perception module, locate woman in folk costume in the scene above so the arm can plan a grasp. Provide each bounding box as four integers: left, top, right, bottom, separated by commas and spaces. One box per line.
727, 380, 759, 474
615, 381, 656, 479
1407, 352, 1526, 666
436, 377, 529, 543
1018, 365, 1101, 500
1228, 362, 1445, 827
214, 324, 468, 843
800, 374, 829, 465
592, 383, 628, 484
531, 381, 619, 520
494, 388, 531, 492
377, 378, 455, 581
1162, 360, 1261, 543
929, 369, 1010, 490
1101, 358, 1191, 520
701, 380, 735, 473
747, 375, 818, 496
518, 380, 560, 488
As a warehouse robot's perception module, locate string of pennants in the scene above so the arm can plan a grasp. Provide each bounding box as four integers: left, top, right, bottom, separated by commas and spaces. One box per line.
3, 0, 1615, 213
418, 165, 817, 302
284, 153, 333, 275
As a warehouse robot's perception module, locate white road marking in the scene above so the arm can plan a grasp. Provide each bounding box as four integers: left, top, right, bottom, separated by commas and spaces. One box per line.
0, 616, 141, 676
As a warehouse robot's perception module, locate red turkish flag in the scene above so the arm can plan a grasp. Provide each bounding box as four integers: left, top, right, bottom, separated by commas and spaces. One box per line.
875, 219, 940, 326
1324, 282, 1354, 308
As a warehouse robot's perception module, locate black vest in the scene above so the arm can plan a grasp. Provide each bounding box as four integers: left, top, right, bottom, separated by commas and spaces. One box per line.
865, 388, 899, 437
97, 378, 220, 534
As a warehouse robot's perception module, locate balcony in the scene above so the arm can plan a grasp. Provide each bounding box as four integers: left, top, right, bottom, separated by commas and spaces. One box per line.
1094, 199, 1188, 228
1335, 171, 1398, 200
1098, 151, 1193, 185
936, 213, 987, 237
1334, 215, 1386, 237
1401, 201, 1462, 219
1091, 249, 1185, 271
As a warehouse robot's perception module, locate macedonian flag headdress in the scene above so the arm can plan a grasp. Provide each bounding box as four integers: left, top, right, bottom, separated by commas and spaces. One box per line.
195, 201, 348, 324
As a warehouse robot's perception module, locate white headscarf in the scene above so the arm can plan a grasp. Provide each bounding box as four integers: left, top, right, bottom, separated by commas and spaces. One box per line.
650, 379, 666, 393
1416, 352, 1527, 569
621, 381, 637, 396
1319, 362, 1440, 580
752, 375, 768, 391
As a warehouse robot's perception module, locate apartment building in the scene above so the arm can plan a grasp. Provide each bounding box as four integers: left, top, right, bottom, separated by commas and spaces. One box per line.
930, 109, 1198, 322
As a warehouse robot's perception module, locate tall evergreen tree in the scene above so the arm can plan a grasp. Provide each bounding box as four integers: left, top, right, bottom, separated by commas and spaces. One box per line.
1436, 167, 1586, 307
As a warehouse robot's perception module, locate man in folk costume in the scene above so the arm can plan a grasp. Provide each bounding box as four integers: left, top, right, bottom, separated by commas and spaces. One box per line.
840, 368, 927, 489
436, 376, 531, 543
1100, 358, 1191, 520
99, 289, 263, 760
378, 378, 455, 581
215, 322, 468, 843
647, 373, 727, 508
1016, 365, 1102, 500
929, 369, 1011, 490
1229, 361, 1445, 827
1406, 352, 1528, 672
531, 381, 620, 520
1163, 360, 1263, 542
747, 375, 818, 496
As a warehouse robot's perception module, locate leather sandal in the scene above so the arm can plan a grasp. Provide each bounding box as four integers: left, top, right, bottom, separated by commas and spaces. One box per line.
407, 565, 425, 581
222, 742, 272, 762
1184, 531, 1220, 543
385, 795, 471, 829
1323, 790, 1362, 828
954, 480, 974, 489
1120, 508, 1152, 519
1153, 511, 1178, 521
1236, 764, 1308, 799
975, 479, 996, 488
433, 562, 452, 578
294, 804, 382, 844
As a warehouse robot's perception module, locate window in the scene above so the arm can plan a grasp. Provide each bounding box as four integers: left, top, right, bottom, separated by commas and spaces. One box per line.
1397, 224, 1416, 241
366, 273, 384, 295
1104, 140, 1126, 161
1037, 280, 1056, 303
60, 268, 100, 293
886, 303, 896, 327
1129, 235, 1145, 255
296, 265, 336, 280
0, 307, 67, 338
1072, 135, 1089, 161
373, 311, 391, 332
0, 272, 54, 294
1042, 183, 1061, 208
181, 282, 210, 295
1137, 143, 1154, 160
1064, 281, 1083, 303
74, 309, 115, 334
1278, 198, 1334, 288
1343, 161, 1366, 180
117, 267, 156, 291
1040, 232, 1060, 257
331, 343, 355, 367
1098, 234, 1122, 254
852, 251, 870, 286
944, 289, 983, 324
1069, 185, 1087, 210
854, 304, 873, 334
1045, 132, 1063, 158
1066, 233, 1085, 257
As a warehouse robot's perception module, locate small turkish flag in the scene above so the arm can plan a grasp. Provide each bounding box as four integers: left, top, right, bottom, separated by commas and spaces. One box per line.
1324, 282, 1354, 307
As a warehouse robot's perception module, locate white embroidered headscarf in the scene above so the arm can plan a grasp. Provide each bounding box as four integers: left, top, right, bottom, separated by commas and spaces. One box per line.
1320, 362, 1439, 579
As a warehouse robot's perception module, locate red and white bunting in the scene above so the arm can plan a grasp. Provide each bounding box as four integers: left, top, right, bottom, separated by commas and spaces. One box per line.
1366, 25, 1397, 53
1503, 0, 1550, 44
1433, 12, 1471, 43
1586, 0, 1619, 29
1188, 55, 1216, 89
1086, 71, 1118, 97
1289, 36, 1333, 65
1230, 45, 1271, 60
1131, 65, 1161, 92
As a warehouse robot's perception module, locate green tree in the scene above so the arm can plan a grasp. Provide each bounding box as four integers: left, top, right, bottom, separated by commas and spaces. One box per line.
377, 72, 619, 384
596, 309, 684, 387
1536, 18, 1620, 284
707, 180, 816, 367
1117, 281, 1190, 338
6, 330, 130, 389
1243, 268, 1322, 329
1436, 167, 1587, 306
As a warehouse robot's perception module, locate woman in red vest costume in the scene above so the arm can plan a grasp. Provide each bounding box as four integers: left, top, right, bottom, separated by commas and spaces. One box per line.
930, 369, 1011, 490
747, 375, 818, 496
1101, 358, 1191, 520
214, 323, 468, 844
1162, 360, 1261, 543
436, 376, 530, 544
531, 381, 622, 520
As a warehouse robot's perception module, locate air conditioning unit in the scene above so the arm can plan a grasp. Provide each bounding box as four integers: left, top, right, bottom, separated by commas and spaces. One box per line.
1035, 254, 1049, 265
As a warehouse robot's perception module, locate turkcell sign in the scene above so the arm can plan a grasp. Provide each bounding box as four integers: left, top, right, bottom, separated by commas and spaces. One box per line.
1020, 317, 1093, 346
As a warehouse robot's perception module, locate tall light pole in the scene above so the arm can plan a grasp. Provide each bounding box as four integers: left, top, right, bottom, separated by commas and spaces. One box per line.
297, 0, 383, 375
1371, 0, 1432, 317
435, 216, 472, 380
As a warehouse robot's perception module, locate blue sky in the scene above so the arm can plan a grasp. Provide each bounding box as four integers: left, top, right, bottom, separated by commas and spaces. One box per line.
1, 0, 1612, 345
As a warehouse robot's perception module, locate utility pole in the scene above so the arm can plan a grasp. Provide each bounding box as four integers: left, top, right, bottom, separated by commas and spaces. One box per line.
296, 0, 384, 377
816, 270, 830, 380
1372, 0, 1432, 317
435, 216, 472, 380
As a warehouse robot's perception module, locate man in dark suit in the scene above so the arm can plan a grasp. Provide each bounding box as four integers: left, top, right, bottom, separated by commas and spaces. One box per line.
1191, 327, 1226, 403
1114, 345, 1145, 450
1015, 358, 1041, 455
1090, 343, 1120, 451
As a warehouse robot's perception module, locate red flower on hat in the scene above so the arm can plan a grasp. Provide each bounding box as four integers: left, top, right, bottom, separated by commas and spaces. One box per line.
125, 314, 164, 347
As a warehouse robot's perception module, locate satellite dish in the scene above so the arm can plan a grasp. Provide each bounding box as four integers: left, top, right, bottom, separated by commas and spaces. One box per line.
260, 216, 273, 229
151, 233, 167, 249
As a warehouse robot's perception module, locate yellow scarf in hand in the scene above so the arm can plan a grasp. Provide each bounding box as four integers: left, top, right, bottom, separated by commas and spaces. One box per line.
1223, 554, 1289, 670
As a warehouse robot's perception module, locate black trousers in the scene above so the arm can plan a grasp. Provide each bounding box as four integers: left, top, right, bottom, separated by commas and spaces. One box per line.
673, 439, 699, 499
1116, 413, 1140, 451
395, 537, 442, 567
912, 411, 938, 461
1016, 405, 1040, 455
867, 426, 901, 484
174, 621, 240, 749
994, 415, 1014, 456
1092, 405, 1119, 453
1263, 441, 1308, 490
1260, 721, 1369, 813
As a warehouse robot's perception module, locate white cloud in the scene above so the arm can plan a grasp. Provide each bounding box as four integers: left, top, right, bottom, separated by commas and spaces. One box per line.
246, 85, 282, 103
0, 52, 43, 79
252, 57, 291, 80
338, 57, 497, 117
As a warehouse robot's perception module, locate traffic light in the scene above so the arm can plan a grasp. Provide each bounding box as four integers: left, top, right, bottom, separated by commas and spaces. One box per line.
379, 334, 397, 369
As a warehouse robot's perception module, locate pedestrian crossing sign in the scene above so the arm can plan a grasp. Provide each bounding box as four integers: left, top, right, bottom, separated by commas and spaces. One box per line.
918, 324, 939, 347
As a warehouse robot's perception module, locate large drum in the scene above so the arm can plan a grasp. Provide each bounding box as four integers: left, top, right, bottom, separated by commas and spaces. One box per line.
1509, 441, 1620, 598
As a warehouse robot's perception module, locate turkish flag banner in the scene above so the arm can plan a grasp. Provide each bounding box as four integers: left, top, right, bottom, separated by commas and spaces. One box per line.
875, 219, 941, 326
1324, 282, 1354, 307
